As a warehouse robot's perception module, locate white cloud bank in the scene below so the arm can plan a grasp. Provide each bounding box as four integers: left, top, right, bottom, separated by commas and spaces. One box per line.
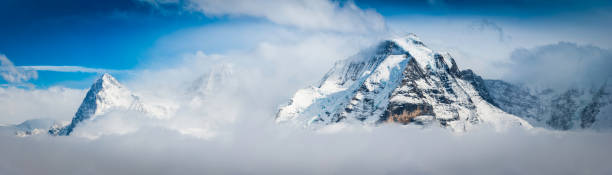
0, 87, 85, 124
1, 125, 611, 175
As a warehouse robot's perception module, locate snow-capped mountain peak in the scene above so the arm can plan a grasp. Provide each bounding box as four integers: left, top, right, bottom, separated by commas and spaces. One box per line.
276, 34, 531, 131
89, 73, 137, 115
49, 73, 165, 136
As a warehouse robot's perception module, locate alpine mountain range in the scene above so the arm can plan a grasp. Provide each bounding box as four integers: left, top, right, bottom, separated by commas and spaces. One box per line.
5, 34, 610, 136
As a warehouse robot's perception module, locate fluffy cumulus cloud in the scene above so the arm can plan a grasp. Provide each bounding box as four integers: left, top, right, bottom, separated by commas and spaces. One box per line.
146, 0, 386, 33
502, 42, 612, 89
0, 54, 38, 85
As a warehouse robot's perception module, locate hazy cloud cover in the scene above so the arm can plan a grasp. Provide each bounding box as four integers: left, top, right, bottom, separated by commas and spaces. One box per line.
2, 124, 612, 175
503, 42, 612, 89
0, 87, 84, 124
470, 19, 510, 42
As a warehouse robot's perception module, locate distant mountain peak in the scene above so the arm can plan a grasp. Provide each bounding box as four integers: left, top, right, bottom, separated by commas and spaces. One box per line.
189, 63, 235, 97
8, 118, 61, 137
49, 73, 139, 136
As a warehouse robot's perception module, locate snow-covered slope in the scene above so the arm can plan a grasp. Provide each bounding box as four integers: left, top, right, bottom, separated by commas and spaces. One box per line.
485, 80, 612, 130
49, 73, 170, 136
276, 34, 531, 131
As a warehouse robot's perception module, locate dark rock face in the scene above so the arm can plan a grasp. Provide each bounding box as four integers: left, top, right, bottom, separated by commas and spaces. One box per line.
378, 57, 434, 125
484, 80, 544, 122
459, 70, 498, 107
382, 103, 434, 124
379, 53, 476, 126
393, 58, 428, 99
49, 77, 103, 136
580, 101, 601, 128
429, 55, 459, 105
484, 79, 611, 130
547, 89, 580, 130
580, 83, 608, 128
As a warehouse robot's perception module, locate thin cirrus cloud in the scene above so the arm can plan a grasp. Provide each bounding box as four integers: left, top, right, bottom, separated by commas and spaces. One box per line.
18, 66, 127, 74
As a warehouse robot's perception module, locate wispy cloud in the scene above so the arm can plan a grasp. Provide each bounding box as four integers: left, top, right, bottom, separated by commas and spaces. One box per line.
0, 54, 38, 84
18, 66, 127, 74
471, 19, 510, 42
1, 54, 128, 87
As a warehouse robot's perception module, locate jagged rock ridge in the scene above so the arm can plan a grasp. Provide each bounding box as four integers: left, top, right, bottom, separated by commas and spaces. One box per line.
484, 80, 612, 130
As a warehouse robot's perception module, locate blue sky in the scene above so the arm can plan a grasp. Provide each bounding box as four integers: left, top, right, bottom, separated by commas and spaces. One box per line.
1, 0, 611, 88
0, 0, 211, 87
